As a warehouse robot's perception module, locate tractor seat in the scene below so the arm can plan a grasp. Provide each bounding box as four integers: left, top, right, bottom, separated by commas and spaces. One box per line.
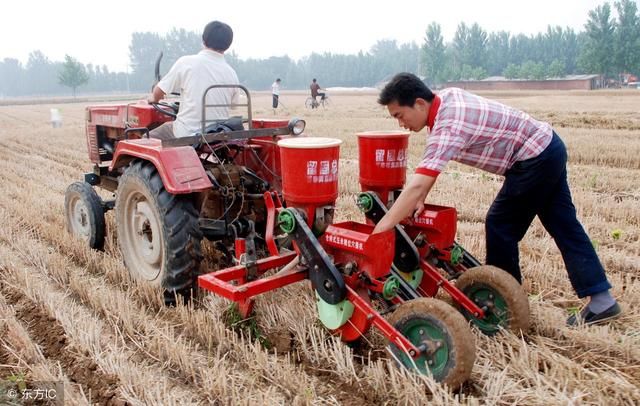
201, 116, 244, 135
192, 116, 245, 149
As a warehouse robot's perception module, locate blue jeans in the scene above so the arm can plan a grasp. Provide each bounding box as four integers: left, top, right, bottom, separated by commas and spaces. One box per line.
485, 132, 611, 298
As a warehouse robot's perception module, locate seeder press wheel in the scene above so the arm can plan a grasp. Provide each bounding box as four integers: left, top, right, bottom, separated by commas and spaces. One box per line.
455, 265, 530, 335
386, 298, 475, 390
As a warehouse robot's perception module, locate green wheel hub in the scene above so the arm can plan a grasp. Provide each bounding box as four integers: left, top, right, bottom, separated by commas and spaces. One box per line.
383, 276, 401, 299
394, 319, 449, 376
465, 285, 509, 334
357, 193, 373, 213
277, 209, 296, 234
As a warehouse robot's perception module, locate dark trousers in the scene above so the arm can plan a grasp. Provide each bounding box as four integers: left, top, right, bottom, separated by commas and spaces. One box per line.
485, 132, 611, 298
272, 94, 279, 108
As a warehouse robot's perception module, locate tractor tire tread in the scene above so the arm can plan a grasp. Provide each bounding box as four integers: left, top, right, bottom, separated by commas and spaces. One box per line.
64, 181, 106, 250
116, 160, 202, 302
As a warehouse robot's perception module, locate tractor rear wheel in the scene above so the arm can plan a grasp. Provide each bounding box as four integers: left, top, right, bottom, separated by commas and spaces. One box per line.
386, 298, 475, 390
64, 181, 106, 250
115, 160, 202, 304
455, 265, 530, 335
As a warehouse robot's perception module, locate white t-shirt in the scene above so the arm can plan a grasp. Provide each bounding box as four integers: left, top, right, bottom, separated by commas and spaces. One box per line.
158, 49, 239, 138
272, 81, 280, 96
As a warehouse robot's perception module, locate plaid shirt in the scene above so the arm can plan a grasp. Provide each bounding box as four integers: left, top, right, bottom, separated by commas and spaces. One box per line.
416, 88, 553, 177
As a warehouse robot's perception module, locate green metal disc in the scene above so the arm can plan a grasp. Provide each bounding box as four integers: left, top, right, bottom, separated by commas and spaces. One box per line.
357, 193, 373, 213
464, 284, 509, 334
393, 318, 449, 376
383, 276, 401, 299
278, 209, 296, 234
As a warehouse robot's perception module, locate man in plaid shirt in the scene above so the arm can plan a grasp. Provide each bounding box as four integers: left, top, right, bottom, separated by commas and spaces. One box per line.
373, 73, 620, 326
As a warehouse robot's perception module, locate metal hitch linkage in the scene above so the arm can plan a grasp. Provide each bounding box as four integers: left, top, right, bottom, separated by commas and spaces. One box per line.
282, 208, 347, 305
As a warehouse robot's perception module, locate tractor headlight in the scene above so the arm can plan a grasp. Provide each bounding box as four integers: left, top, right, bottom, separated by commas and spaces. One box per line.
288, 118, 306, 136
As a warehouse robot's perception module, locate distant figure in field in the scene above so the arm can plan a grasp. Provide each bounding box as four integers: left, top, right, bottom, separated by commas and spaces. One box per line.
146, 20, 239, 139
271, 78, 281, 111
309, 78, 326, 108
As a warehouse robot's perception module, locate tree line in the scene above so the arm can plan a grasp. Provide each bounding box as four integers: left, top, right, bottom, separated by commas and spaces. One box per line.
422, 0, 639, 84
1, 0, 638, 97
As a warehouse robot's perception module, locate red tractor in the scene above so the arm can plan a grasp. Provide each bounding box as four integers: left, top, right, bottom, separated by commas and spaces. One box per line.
66, 85, 529, 390
65, 84, 306, 304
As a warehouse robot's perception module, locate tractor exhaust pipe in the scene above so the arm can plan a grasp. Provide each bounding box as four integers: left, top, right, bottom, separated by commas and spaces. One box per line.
152, 51, 163, 91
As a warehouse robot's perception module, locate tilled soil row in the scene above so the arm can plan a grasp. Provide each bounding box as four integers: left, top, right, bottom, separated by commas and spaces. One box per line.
0, 287, 90, 405
0, 134, 87, 167
0, 221, 294, 404
0, 279, 124, 405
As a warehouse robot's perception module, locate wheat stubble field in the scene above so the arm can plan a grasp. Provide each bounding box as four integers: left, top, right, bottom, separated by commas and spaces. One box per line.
0, 89, 638, 405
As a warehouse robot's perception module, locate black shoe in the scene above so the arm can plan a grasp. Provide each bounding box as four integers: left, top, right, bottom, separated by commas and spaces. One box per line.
566, 302, 621, 327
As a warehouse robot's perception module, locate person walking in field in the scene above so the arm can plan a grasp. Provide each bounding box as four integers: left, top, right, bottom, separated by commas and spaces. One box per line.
271, 78, 281, 113
146, 20, 239, 139
373, 72, 621, 326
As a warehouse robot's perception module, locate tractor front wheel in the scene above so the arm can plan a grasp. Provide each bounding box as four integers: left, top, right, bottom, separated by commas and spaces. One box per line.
386, 298, 475, 390
64, 181, 105, 250
455, 265, 530, 335
115, 160, 202, 304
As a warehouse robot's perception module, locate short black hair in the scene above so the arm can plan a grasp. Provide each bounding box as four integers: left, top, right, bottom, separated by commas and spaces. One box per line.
276, 78, 281, 82
203, 21, 233, 51
378, 72, 434, 107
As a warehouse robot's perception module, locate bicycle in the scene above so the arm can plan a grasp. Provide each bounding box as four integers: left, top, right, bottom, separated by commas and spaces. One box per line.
305, 94, 331, 109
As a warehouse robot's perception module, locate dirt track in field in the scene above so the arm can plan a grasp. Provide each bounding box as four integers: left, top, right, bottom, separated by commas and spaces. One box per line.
0, 90, 639, 405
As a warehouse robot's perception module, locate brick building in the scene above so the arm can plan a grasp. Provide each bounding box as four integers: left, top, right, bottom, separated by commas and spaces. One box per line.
444, 74, 603, 91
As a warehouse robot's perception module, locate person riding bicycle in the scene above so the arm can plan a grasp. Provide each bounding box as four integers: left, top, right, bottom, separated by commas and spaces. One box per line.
310, 78, 326, 108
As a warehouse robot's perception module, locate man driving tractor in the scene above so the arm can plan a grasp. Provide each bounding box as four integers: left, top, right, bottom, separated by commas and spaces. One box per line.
146, 20, 239, 140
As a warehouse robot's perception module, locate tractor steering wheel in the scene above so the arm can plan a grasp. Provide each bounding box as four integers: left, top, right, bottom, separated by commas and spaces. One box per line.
150, 101, 179, 119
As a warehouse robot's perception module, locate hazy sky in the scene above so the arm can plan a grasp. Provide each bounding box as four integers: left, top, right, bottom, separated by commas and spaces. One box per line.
2, 0, 608, 72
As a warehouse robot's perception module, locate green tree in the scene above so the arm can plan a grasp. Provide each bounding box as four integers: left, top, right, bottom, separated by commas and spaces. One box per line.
531, 62, 547, 79
508, 34, 531, 66
563, 28, 580, 73
452, 22, 469, 72
487, 31, 510, 75
129, 32, 164, 90
547, 59, 566, 77
614, 0, 640, 75
518, 60, 546, 79
471, 66, 488, 80
0, 58, 24, 96
503, 63, 520, 79
578, 3, 616, 76
26, 50, 55, 95
421, 22, 447, 85
467, 23, 488, 70
58, 54, 89, 96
